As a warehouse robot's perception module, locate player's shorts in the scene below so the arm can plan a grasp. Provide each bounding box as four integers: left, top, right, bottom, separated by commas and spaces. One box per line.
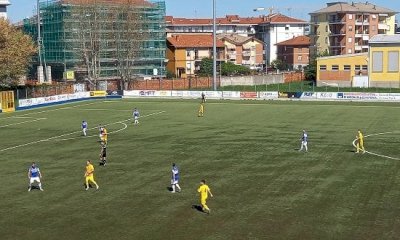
102, 152, 107, 158
302, 141, 308, 146
171, 179, 179, 184
30, 177, 41, 184
86, 175, 95, 183
134, 116, 139, 120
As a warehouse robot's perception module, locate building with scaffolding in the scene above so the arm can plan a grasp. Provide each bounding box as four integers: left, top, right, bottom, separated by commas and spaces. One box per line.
23, 0, 166, 86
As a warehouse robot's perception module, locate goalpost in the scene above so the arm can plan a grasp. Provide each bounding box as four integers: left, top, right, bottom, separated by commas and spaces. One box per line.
1, 91, 15, 113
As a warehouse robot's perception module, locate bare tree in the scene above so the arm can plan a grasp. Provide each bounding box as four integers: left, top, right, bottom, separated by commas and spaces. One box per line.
70, 0, 103, 88
110, 0, 149, 90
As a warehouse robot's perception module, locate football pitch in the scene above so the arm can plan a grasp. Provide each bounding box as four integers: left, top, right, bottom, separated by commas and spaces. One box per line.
2, 99, 400, 240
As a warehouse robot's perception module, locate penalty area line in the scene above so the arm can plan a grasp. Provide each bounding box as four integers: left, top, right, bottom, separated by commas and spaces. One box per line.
0, 111, 166, 153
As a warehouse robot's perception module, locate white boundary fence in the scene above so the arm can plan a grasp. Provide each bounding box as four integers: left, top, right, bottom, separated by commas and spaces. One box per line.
124, 90, 400, 102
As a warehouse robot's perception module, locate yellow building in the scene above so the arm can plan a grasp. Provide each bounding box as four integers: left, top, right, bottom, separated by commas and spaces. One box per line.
166, 34, 225, 78
317, 53, 368, 87
369, 35, 400, 88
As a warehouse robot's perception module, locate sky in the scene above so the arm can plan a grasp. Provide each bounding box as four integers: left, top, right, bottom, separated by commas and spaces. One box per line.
7, 0, 400, 23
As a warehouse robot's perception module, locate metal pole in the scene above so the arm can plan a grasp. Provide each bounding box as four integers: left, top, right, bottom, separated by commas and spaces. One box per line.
264, 42, 268, 74
212, 0, 217, 91
37, 0, 43, 73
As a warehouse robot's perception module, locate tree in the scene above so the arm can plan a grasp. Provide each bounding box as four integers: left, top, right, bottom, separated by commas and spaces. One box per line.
0, 19, 36, 86
304, 50, 330, 81
221, 62, 250, 76
110, 0, 149, 90
198, 58, 213, 76
270, 59, 289, 71
71, 0, 104, 88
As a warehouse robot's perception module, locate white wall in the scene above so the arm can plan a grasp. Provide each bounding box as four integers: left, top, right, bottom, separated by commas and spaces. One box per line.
263, 24, 306, 64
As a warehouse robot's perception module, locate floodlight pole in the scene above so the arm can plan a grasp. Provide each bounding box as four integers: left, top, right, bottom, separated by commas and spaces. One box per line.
212, 0, 217, 91
37, 0, 43, 69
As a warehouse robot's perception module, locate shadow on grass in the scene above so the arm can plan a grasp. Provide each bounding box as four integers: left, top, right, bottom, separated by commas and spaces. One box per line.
191, 205, 204, 213
166, 186, 173, 192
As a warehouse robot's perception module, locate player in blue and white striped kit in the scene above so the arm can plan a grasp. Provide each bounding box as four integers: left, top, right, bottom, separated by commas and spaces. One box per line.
299, 130, 308, 152
171, 163, 181, 193
82, 120, 88, 136
28, 162, 43, 191
133, 108, 140, 125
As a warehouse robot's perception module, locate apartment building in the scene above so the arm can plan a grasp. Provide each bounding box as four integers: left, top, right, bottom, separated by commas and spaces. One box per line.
218, 34, 264, 69
276, 36, 311, 70
0, 0, 10, 19
166, 35, 225, 78
255, 13, 308, 66
310, 1, 397, 56
166, 15, 263, 37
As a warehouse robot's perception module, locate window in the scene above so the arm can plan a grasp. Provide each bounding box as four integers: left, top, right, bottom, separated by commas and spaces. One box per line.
344, 65, 351, 71
349, 25, 353, 31
319, 65, 327, 71
186, 51, 191, 57
388, 51, 399, 72
348, 49, 352, 54
332, 65, 339, 71
298, 55, 303, 61
372, 51, 383, 72
325, 37, 328, 44
348, 37, 352, 43
325, 26, 328, 32
348, 14, 353, 20
285, 25, 289, 31
362, 65, 368, 71
355, 65, 361, 71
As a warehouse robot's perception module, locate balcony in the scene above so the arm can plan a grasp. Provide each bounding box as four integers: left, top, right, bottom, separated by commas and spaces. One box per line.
355, 45, 362, 51
328, 19, 346, 25
330, 30, 346, 36
329, 44, 346, 49
242, 50, 251, 56
378, 23, 390, 30
355, 20, 370, 26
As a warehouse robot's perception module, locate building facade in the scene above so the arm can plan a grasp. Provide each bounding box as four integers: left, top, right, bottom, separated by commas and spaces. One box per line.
219, 34, 264, 69
0, 0, 10, 19
276, 36, 310, 70
316, 53, 368, 87
255, 13, 308, 66
369, 35, 400, 88
166, 15, 263, 37
310, 1, 397, 56
166, 34, 225, 78
23, 0, 166, 81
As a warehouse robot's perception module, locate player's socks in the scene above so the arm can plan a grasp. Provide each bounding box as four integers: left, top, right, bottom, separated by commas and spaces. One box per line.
172, 185, 176, 193
96, 185, 99, 190
176, 184, 181, 192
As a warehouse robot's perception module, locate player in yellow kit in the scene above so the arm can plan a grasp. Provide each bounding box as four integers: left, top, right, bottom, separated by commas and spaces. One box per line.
84, 160, 99, 190
100, 127, 108, 144
355, 129, 365, 154
198, 103, 204, 117
197, 179, 213, 214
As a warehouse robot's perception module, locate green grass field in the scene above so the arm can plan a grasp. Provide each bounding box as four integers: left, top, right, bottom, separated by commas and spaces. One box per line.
1, 99, 400, 240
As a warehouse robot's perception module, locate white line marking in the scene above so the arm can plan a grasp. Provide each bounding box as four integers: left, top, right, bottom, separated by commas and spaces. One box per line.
0, 118, 47, 128
0, 111, 165, 152
54, 123, 128, 142
352, 131, 400, 160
